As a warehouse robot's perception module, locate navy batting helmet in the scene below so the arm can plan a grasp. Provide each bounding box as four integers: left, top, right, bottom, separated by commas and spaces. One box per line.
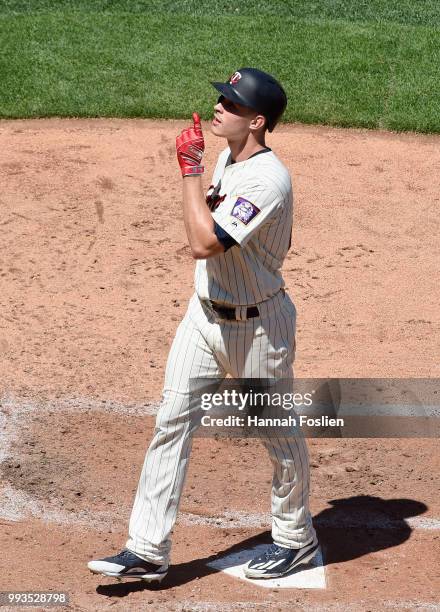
211, 67, 287, 132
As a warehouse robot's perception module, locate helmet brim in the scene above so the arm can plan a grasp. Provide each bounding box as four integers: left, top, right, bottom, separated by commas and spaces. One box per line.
210, 82, 257, 110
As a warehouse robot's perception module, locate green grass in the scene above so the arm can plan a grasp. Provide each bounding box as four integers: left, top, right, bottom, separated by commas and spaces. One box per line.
0, 2, 439, 132
3, 1, 440, 26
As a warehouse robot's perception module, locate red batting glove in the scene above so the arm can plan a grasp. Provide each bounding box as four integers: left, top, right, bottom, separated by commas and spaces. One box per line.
176, 112, 205, 177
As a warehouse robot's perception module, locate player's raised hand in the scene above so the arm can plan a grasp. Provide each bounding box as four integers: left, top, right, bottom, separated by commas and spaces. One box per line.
192, 112, 202, 136
176, 112, 205, 177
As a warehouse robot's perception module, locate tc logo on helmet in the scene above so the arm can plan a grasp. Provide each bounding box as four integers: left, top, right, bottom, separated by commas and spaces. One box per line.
229, 71, 242, 85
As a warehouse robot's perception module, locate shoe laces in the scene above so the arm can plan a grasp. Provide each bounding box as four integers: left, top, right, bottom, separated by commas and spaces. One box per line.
261, 543, 285, 559
119, 549, 137, 560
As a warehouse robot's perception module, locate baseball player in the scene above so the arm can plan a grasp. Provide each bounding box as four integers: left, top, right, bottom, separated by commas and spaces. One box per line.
88, 67, 318, 582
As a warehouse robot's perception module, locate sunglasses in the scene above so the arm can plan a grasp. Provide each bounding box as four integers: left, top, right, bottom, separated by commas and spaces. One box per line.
217, 95, 240, 113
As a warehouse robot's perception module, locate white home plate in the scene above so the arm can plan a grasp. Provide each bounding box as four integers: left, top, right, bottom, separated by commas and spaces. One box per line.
207, 544, 326, 589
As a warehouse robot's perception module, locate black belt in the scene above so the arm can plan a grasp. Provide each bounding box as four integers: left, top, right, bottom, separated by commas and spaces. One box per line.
206, 300, 259, 321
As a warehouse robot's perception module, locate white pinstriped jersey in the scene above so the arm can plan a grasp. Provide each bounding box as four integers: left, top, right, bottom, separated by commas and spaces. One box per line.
194, 147, 293, 306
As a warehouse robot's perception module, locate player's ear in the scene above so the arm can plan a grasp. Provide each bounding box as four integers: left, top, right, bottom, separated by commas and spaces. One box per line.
249, 114, 267, 132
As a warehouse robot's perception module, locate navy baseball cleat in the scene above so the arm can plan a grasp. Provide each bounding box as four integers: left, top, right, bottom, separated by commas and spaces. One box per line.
243, 540, 319, 579
87, 549, 168, 582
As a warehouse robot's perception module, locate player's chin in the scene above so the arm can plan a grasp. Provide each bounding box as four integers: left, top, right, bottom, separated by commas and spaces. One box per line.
210, 121, 224, 137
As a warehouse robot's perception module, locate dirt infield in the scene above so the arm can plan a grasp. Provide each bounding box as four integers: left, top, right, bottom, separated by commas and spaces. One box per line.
0, 119, 439, 611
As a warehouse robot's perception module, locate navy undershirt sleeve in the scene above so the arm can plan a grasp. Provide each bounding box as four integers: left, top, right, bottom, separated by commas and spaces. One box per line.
214, 221, 238, 252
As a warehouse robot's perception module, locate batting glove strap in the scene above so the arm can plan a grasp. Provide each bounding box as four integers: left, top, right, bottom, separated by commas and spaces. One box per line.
182, 165, 204, 176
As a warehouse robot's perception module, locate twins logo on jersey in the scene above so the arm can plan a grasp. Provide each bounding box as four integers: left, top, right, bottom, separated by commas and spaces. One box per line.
206, 181, 226, 211
231, 197, 261, 225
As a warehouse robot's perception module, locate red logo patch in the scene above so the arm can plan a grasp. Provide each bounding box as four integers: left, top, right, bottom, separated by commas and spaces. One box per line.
206, 182, 226, 211
229, 71, 242, 85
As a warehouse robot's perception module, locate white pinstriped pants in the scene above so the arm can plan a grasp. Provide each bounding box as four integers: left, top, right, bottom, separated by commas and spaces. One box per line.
126, 290, 316, 564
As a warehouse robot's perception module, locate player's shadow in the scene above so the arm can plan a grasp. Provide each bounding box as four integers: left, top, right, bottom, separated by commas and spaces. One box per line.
311, 494, 427, 565
95, 494, 427, 597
